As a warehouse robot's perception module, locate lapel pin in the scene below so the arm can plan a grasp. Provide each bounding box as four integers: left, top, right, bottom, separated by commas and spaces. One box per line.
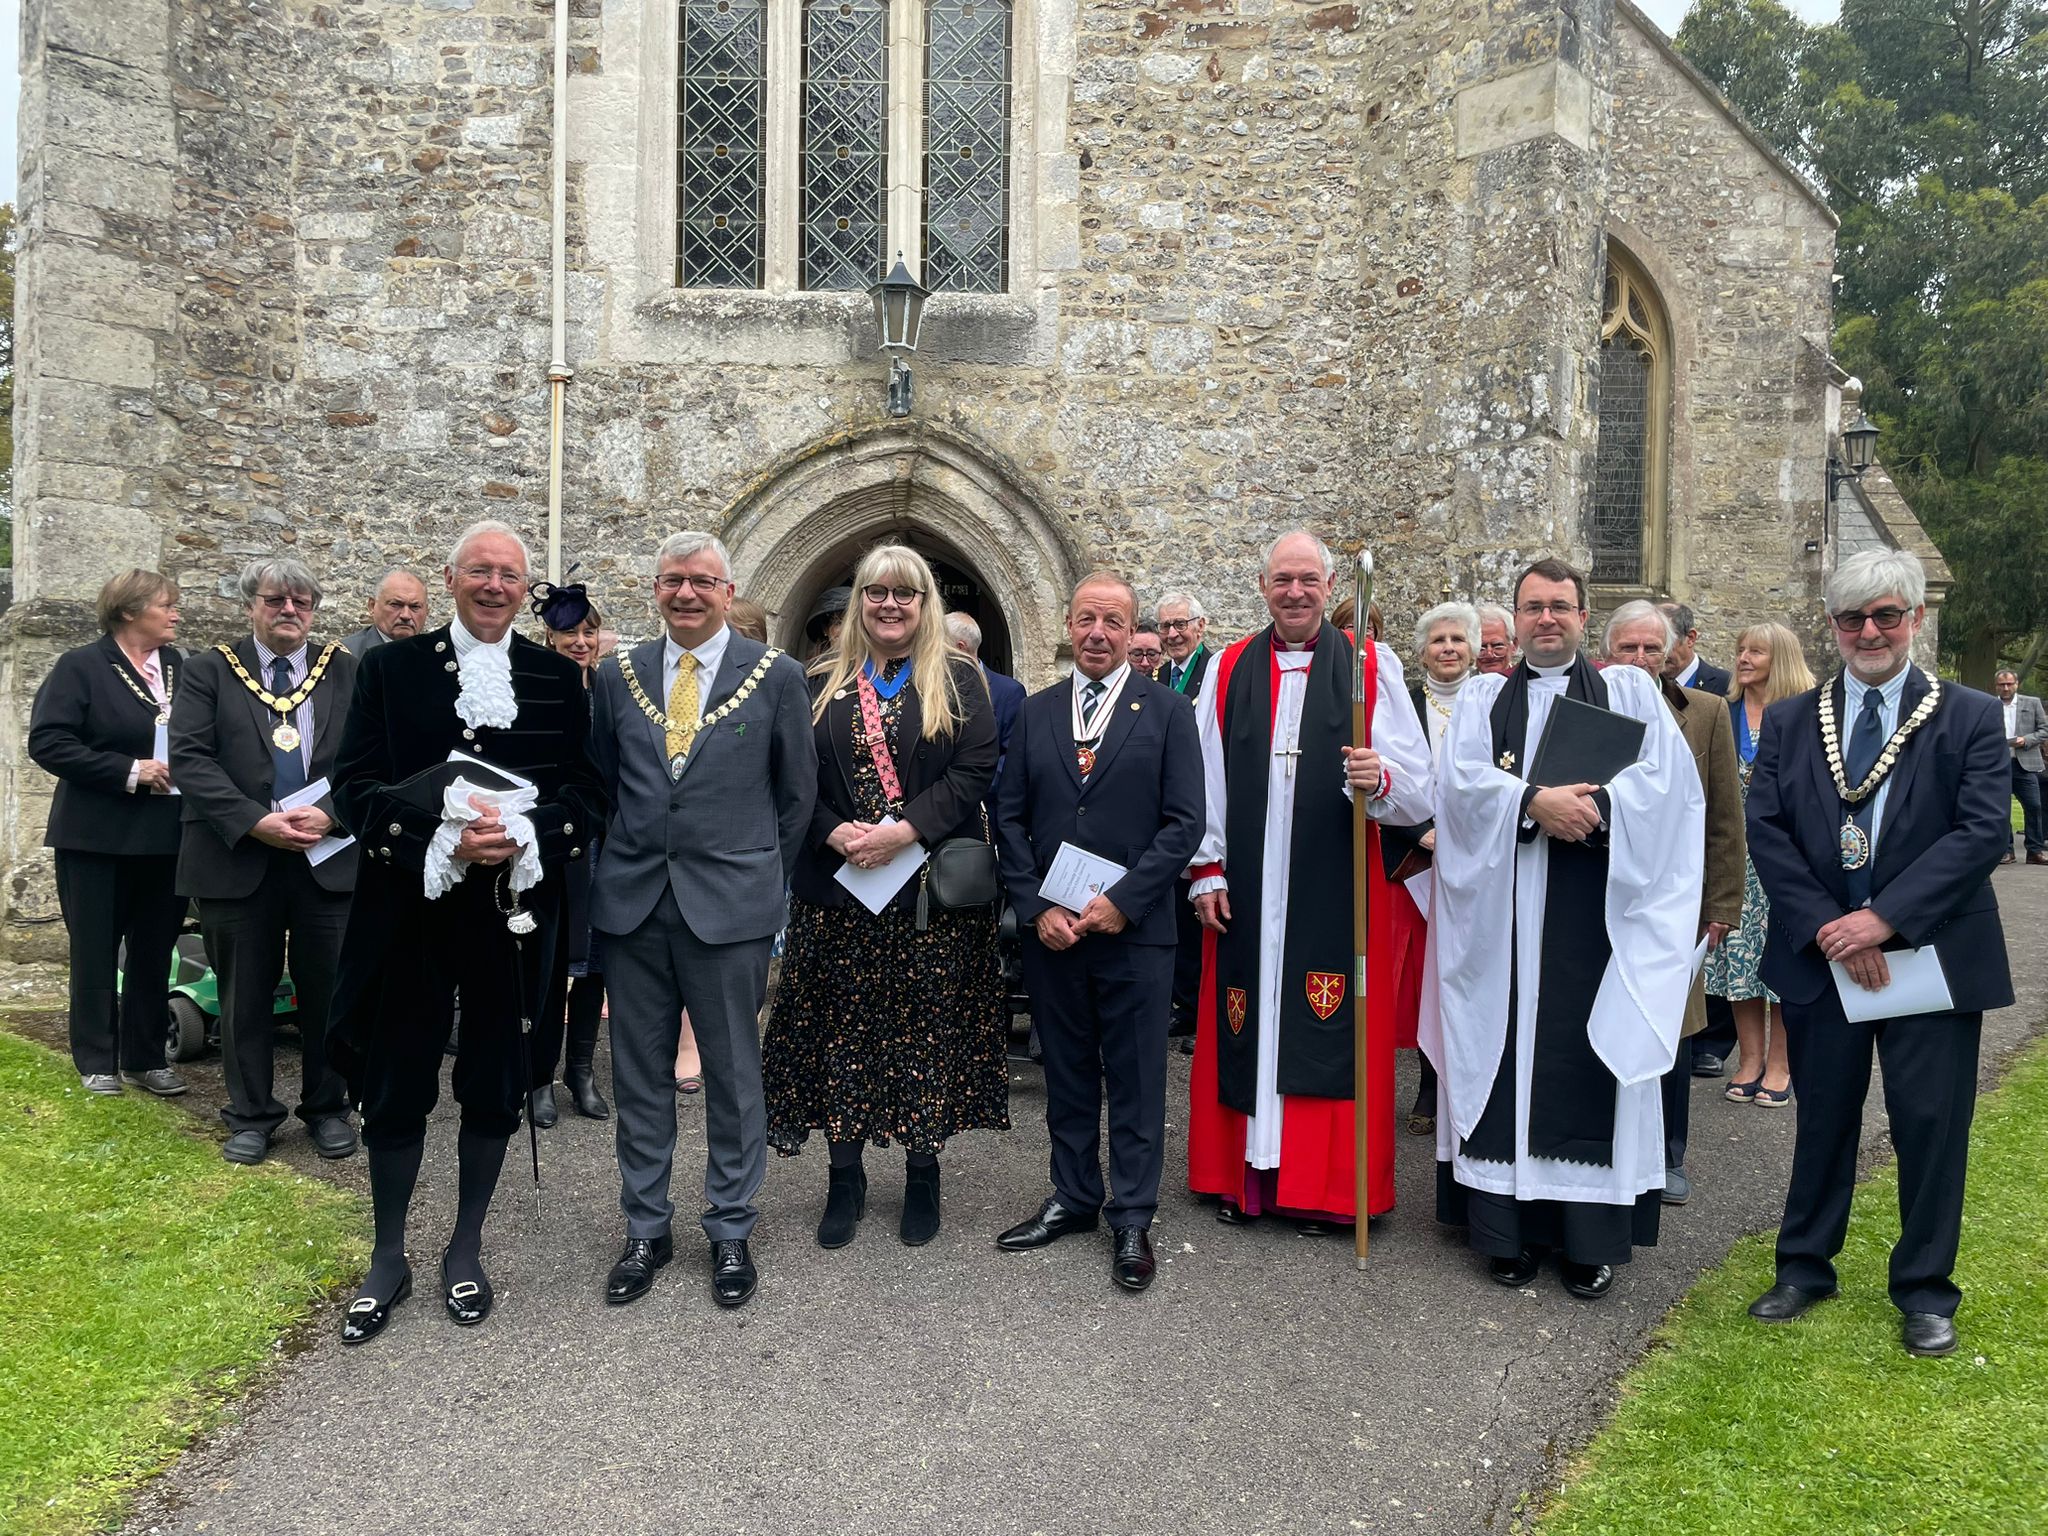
1130, 701, 1141, 711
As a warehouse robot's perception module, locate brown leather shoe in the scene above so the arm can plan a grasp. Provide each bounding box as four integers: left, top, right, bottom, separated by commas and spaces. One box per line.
1999, 852, 2017, 865
2028, 853, 2048, 866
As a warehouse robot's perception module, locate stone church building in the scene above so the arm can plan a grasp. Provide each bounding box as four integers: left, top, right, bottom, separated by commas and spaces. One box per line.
3, 0, 1941, 954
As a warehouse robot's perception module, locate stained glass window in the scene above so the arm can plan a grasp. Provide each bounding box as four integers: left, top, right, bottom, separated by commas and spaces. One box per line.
922, 0, 1011, 293
801, 0, 890, 290
678, 0, 768, 289
1589, 246, 1670, 587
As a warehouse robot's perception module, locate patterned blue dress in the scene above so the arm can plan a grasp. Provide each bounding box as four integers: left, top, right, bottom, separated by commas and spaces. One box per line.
1705, 700, 1778, 1005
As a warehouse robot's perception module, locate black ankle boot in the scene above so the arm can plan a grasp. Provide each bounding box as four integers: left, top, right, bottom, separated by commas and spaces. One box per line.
900, 1159, 941, 1247
527, 1085, 558, 1129
563, 1063, 609, 1119
817, 1163, 868, 1249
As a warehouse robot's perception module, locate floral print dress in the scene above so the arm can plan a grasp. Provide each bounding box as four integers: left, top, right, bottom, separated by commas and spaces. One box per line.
1705, 702, 1778, 1005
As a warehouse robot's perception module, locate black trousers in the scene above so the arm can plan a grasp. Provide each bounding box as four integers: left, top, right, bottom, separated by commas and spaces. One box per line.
532, 925, 604, 1088
197, 852, 349, 1137
1695, 993, 1737, 1058
54, 849, 184, 1076
358, 878, 536, 1149
1020, 934, 1173, 1227
1775, 991, 1981, 1317
1660, 1047, 1692, 1171
2010, 760, 2044, 854
1167, 877, 1201, 1034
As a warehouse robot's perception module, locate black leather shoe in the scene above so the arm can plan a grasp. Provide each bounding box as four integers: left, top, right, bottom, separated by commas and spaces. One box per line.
711, 1238, 757, 1308
563, 1063, 609, 1119
1111, 1226, 1156, 1291
222, 1130, 270, 1166
1488, 1249, 1541, 1288
1662, 1165, 1691, 1205
1901, 1312, 1958, 1357
605, 1234, 673, 1305
340, 1270, 412, 1345
442, 1259, 493, 1327
1562, 1261, 1614, 1299
527, 1085, 558, 1129
901, 1161, 942, 1247
1691, 1051, 1727, 1078
1294, 1219, 1341, 1236
1175, 1034, 1195, 1056
1748, 1281, 1834, 1321
1214, 1201, 1257, 1226
997, 1196, 1099, 1251
310, 1116, 358, 1160
817, 1163, 868, 1249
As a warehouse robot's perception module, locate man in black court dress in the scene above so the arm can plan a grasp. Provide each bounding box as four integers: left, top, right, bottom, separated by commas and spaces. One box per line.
1744, 548, 2010, 1358
329, 519, 605, 1343
993, 572, 1204, 1290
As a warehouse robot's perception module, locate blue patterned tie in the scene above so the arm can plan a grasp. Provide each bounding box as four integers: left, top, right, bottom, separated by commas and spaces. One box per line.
270, 656, 308, 803
1843, 685, 1884, 906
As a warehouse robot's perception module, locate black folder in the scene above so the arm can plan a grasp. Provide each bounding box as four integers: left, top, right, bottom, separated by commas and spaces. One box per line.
383, 751, 535, 816
1527, 695, 1647, 788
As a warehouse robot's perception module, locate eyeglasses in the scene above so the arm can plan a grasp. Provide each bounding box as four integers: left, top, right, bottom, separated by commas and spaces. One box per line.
1831, 607, 1910, 634
1516, 601, 1582, 619
656, 573, 732, 596
1159, 618, 1198, 632
458, 566, 530, 588
862, 584, 924, 605
257, 592, 314, 612
1477, 642, 1513, 655
1128, 647, 1164, 663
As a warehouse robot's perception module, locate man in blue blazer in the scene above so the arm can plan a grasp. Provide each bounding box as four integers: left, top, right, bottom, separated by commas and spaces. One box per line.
993, 573, 1204, 1291
1743, 548, 2011, 1358
946, 611, 1026, 806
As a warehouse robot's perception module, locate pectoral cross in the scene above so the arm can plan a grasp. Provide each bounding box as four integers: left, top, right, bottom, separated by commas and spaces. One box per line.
1275, 742, 1301, 779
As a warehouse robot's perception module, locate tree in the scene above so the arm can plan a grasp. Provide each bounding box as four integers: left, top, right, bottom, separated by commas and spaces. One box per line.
1677, 0, 2048, 686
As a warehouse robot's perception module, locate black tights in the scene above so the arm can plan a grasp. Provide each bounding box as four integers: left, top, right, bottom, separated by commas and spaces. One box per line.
829, 1139, 937, 1171
359, 1128, 510, 1299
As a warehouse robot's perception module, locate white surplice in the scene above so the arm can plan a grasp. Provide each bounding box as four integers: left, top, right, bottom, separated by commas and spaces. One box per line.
1419, 661, 1703, 1205
1190, 640, 1434, 1169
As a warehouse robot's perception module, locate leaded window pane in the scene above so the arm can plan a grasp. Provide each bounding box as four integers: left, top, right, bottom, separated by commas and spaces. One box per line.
1590, 334, 1651, 585
801, 0, 890, 290
678, 0, 767, 289
922, 0, 1011, 294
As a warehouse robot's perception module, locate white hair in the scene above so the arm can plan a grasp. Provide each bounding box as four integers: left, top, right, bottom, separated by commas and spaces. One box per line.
1475, 602, 1514, 632
447, 519, 533, 575
1261, 530, 1335, 580
1602, 599, 1677, 656
655, 530, 734, 579
944, 611, 983, 653
1412, 601, 1480, 655
238, 556, 323, 608
1155, 589, 1207, 621
1826, 548, 1926, 614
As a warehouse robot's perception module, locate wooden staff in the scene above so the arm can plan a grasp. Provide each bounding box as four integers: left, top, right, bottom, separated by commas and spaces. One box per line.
1352, 547, 1374, 1270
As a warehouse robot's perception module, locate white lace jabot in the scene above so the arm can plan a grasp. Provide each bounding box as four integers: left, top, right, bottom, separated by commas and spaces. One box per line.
451, 618, 518, 730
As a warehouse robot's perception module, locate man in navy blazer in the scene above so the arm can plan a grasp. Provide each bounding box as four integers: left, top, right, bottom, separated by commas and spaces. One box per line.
946, 612, 1026, 805
993, 572, 1204, 1291
1743, 548, 2011, 1358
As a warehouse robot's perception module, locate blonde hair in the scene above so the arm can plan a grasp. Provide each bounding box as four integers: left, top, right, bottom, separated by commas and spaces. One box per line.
96, 570, 179, 634
809, 544, 965, 739
1735, 621, 1816, 706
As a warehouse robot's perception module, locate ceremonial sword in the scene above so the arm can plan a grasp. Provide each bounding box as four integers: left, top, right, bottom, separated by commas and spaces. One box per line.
1351, 547, 1374, 1271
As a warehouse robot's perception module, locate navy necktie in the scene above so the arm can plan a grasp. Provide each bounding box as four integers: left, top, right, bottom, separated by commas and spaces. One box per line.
270, 656, 308, 803
1082, 679, 1105, 729
1843, 685, 1884, 906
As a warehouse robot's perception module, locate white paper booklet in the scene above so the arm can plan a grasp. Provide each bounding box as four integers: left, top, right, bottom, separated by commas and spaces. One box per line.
832, 817, 929, 915
1040, 841, 1129, 916
279, 776, 356, 867
1828, 946, 1954, 1024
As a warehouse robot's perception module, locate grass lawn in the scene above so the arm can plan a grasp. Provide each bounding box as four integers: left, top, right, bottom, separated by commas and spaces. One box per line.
0, 1029, 364, 1536
1539, 1038, 2048, 1536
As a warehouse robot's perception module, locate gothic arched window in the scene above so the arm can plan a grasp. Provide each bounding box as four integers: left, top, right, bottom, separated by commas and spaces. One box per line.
1590, 244, 1672, 587
922, 0, 1012, 293
677, 0, 770, 289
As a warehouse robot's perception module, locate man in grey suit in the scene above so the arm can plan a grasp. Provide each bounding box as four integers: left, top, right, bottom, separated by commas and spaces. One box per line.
169, 556, 360, 1166
1993, 669, 2048, 864
339, 568, 430, 655
588, 530, 816, 1309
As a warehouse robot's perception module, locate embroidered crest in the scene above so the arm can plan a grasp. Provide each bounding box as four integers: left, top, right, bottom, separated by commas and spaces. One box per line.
1306, 971, 1345, 1020
1226, 987, 1247, 1035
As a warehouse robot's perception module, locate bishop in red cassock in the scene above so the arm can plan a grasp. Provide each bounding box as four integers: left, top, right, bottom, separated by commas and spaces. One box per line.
1186, 532, 1435, 1224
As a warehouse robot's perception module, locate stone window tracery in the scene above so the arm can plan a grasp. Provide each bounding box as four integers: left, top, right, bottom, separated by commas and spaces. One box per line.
799, 0, 890, 290
1590, 244, 1671, 588
677, 0, 770, 289
921, 0, 1012, 293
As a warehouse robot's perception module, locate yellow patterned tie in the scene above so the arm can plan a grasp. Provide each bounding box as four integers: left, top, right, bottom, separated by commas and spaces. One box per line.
665, 652, 699, 769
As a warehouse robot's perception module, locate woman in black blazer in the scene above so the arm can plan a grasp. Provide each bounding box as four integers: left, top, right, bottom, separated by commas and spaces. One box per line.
28, 571, 191, 1095
764, 544, 1005, 1251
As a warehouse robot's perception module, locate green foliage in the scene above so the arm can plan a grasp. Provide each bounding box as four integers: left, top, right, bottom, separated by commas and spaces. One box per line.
1540, 1038, 2048, 1535
0, 1027, 364, 1536
1677, 0, 2048, 685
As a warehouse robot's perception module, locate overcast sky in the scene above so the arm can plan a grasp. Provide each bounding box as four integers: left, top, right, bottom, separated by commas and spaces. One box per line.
0, 0, 1844, 209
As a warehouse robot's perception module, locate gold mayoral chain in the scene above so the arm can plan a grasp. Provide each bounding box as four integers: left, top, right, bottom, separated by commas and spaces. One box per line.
616, 648, 782, 773
1818, 669, 1941, 872
111, 658, 174, 727
215, 641, 343, 754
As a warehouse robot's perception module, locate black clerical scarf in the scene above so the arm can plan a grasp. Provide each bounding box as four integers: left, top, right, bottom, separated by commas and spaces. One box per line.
1213, 623, 1360, 1109
1463, 654, 1621, 1167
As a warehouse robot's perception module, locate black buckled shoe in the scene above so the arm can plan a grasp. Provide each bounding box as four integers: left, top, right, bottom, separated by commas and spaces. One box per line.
1748, 1282, 1833, 1322
340, 1270, 412, 1345
711, 1238, 757, 1308
1488, 1248, 1542, 1288
442, 1259, 493, 1327
605, 1234, 673, 1306
1561, 1261, 1614, 1299
1901, 1312, 1958, 1357
1111, 1226, 1157, 1292
997, 1196, 1099, 1251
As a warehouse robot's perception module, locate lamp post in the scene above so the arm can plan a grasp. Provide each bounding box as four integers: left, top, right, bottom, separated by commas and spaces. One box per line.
868, 253, 930, 419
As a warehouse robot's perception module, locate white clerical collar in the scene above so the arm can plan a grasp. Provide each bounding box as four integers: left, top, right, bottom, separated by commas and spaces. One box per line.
451, 616, 514, 658
1529, 658, 1574, 678
665, 622, 731, 678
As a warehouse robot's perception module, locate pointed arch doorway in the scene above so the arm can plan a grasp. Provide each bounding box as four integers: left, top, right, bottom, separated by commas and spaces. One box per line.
720, 428, 1081, 684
